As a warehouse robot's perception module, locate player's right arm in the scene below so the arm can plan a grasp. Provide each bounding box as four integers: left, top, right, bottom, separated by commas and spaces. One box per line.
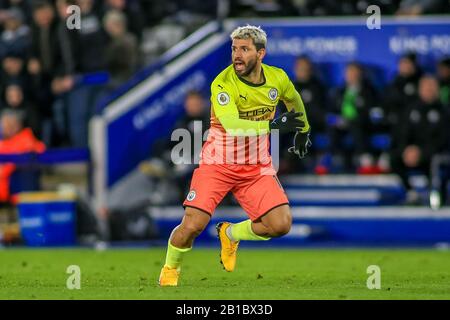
211, 81, 270, 136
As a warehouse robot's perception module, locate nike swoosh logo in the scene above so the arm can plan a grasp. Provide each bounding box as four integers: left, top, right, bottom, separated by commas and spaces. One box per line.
239, 94, 247, 100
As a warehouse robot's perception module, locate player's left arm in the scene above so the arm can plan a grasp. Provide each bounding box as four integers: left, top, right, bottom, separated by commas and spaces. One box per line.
280, 70, 312, 158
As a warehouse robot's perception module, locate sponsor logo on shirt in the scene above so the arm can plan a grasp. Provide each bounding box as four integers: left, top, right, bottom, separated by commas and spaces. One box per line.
239, 106, 275, 119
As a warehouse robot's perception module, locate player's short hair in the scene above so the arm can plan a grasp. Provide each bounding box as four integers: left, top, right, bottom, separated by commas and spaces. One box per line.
230, 25, 267, 51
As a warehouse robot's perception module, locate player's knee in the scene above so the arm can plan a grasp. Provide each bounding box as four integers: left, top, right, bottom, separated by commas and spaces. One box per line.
267, 212, 292, 237
269, 221, 291, 237
181, 207, 210, 238
181, 222, 205, 238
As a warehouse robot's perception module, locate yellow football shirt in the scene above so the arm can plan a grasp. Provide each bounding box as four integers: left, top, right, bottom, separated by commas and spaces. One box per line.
210, 63, 310, 135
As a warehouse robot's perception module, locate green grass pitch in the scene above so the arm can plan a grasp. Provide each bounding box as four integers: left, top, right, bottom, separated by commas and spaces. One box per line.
1, 247, 449, 299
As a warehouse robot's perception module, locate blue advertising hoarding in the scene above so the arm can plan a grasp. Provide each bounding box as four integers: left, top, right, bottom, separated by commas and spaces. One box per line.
258, 17, 450, 87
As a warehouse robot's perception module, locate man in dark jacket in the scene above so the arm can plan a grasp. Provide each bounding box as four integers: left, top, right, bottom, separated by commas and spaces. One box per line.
28, 0, 58, 145
293, 55, 327, 135
1, 83, 40, 137
384, 53, 422, 141
77, 0, 107, 73
329, 61, 378, 172
287, 55, 327, 173
0, 7, 30, 60
103, 9, 138, 88
390, 75, 448, 204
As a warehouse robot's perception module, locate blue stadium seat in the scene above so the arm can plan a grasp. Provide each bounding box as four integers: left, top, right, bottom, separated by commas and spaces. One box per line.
313, 133, 330, 150
370, 134, 391, 151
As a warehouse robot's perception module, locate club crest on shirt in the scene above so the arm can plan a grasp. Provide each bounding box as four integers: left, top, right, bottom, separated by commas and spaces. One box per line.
186, 190, 196, 201
217, 92, 230, 105
268, 88, 278, 101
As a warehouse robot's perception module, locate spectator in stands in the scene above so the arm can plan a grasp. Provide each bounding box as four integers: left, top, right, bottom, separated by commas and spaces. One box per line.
329, 62, 379, 173
162, 0, 217, 35
143, 90, 210, 203
77, 0, 107, 73
384, 53, 422, 159
171, 90, 210, 196
229, 0, 296, 18
0, 7, 30, 60
103, 9, 138, 89
279, 56, 327, 173
289, 0, 401, 16
28, 0, 58, 146
253, 0, 297, 17
390, 76, 448, 204
437, 56, 450, 109
290, 55, 328, 173
396, 0, 448, 15
0, 109, 45, 203
293, 55, 327, 136
51, 0, 79, 146
106, 92, 212, 238
176, 90, 210, 139
437, 56, 450, 159
0, 51, 26, 92
53, 0, 79, 78
101, 0, 144, 42
1, 83, 40, 136
53, 0, 108, 148
29, 0, 57, 86
0, 0, 33, 25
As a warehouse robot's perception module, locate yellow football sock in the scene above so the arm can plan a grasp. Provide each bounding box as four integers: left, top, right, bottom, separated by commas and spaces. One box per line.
164, 241, 192, 271
229, 219, 270, 241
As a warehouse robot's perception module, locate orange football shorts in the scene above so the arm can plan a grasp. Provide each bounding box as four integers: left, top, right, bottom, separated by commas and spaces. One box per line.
183, 163, 289, 221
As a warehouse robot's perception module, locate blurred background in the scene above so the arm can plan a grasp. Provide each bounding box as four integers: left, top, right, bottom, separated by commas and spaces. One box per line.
0, 0, 449, 248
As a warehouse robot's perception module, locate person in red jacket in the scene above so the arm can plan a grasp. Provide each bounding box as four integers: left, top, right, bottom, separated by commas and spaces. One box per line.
0, 110, 46, 203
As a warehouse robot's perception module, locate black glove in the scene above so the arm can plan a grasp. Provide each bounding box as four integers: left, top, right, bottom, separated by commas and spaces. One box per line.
269, 110, 305, 134
288, 129, 312, 159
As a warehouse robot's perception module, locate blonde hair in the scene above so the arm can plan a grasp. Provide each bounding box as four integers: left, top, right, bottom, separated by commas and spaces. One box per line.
230, 25, 267, 50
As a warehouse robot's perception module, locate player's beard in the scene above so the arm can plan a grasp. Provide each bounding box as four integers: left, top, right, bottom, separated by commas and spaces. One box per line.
234, 57, 257, 77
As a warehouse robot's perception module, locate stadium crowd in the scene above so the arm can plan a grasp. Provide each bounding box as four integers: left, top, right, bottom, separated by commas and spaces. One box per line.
1, 0, 448, 145
147, 53, 450, 206
283, 54, 450, 204
0, 0, 449, 207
